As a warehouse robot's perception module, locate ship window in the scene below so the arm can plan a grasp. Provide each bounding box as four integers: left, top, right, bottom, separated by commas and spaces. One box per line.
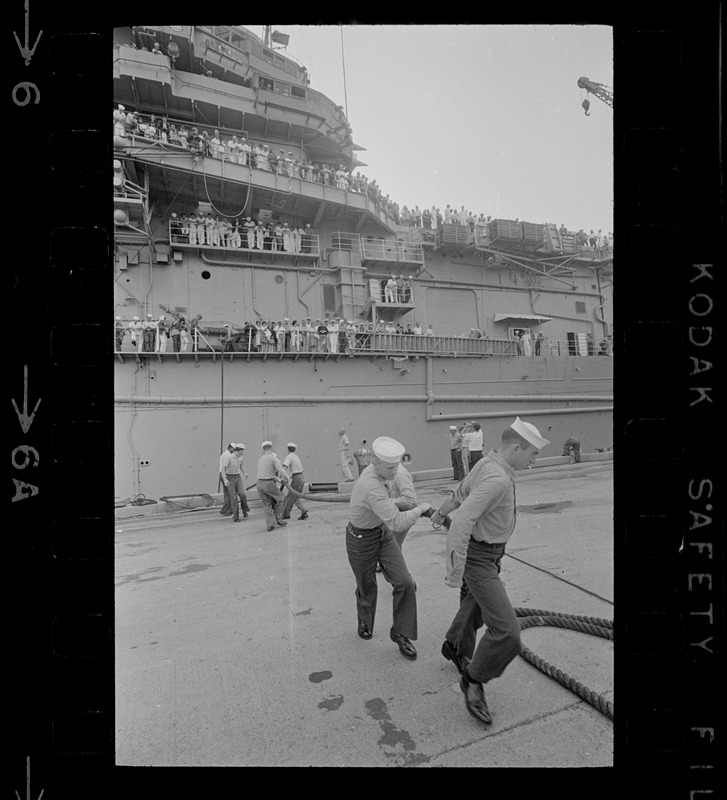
262, 48, 274, 64
274, 55, 286, 69
201, 271, 211, 280
291, 85, 306, 99
274, 275, 284, 284
275, 81, 290, 95
259, 77, 274, 91
575, 301, 586, 314
251, 42, 262, 59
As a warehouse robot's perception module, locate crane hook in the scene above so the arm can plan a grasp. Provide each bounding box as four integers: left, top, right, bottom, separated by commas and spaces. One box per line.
582, 98, 591, 116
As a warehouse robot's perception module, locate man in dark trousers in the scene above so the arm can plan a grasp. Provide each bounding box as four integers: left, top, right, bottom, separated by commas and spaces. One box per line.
218, 442, 236, 516
346, 436, 433, 659
220, 444, 250, 523
431, 417, 550, 726
448, 425, 464, 481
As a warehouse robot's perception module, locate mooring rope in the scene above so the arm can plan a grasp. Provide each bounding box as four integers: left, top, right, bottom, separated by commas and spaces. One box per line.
514, 607, 614, 720
232, 486, 615, 719
244, 481, 351, 502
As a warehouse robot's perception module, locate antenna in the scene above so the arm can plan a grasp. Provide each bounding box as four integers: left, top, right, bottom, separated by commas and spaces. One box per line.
340, 26, 349, 119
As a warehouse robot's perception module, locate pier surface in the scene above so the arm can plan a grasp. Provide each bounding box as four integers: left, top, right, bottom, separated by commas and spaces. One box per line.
115, 461, 613, 767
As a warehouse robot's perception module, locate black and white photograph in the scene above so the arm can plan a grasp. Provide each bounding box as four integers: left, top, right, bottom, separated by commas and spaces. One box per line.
9, 8, 722, 793
112, 24, 614, 767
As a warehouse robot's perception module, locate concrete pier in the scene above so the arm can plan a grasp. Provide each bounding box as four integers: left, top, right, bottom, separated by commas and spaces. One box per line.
115, 461, 613, 767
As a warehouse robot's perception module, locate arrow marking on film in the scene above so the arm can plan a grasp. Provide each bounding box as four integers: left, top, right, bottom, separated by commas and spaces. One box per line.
13, 0, 43, 66
12, 365, 41, 434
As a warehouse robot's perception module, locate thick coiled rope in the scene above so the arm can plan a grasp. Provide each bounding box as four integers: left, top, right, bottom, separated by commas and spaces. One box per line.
514, 608, 614, 721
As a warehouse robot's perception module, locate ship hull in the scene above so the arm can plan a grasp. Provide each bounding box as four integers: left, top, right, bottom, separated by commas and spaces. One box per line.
114, 352, 612, 501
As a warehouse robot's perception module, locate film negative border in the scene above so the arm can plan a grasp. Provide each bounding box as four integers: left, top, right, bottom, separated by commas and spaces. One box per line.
7, 6, 723, 797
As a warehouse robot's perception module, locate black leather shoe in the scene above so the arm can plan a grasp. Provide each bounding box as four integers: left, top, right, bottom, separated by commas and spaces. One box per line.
441, 640, 471, 674
358, 622, 372, 640
460, 671, 492, 725
390, 628, 417, 659
299, 511, 309, 520
276, 519, 288, 526
280, 515, 290, 520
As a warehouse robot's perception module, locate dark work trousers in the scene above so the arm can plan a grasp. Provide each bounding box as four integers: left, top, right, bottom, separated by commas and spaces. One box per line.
346, 523, 417, 640
225, 474, 250, 520
257, 479, 285, 528
450, 448, 464, 481
391, 525, 413, 551
445, 539, 521, 684
220, 472, 232, 514
469, 450, 483, 469
280, 473, 307, 518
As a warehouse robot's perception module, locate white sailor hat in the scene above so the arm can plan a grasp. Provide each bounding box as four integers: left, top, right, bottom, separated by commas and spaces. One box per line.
287, 442, 297, 449
510, 417, 550, 449
262, 440, 273, 448
232, 443, 245, 450
371, 436, 405, 464
132, 316, 140, 320
449, 425, 457, 430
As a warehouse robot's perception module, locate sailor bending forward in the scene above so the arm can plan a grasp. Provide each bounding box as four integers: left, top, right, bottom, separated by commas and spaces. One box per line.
432, 417, 550, 725
346, 436, 433, 659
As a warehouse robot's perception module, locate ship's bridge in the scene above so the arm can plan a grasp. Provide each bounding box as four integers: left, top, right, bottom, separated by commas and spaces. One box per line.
114, 29, 360, 169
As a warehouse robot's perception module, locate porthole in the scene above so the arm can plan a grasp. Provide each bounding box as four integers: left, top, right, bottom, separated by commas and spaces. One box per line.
274, 275, 284, 284
201, 270, 211, 280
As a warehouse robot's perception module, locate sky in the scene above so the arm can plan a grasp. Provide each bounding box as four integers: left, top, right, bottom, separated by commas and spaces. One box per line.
266, 24, 613, 235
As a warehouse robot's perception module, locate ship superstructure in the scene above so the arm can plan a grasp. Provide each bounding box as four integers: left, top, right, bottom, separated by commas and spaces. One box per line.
113, 25, 613, 502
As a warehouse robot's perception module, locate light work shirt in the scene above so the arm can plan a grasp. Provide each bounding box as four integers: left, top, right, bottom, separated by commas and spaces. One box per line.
449, 432, 462, 450
257, 452, 286, 480
468, 429, 484, 452
283, 452, 304, 475
445, 450, 517, 586
387, 464, 417, 511
219, 449, 232, 473
349, 464, 419, 532
220, 451, 243, 476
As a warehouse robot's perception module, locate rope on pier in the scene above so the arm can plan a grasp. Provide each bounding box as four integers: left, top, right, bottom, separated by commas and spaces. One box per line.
514, 607, 614, 721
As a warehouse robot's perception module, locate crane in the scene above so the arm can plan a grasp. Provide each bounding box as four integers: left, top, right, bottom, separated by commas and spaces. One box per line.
577, 77, 613, 116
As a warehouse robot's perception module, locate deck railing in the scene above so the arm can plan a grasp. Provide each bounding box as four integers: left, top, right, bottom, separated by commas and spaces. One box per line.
114, 324, 614, 359
168, 220, 320, 256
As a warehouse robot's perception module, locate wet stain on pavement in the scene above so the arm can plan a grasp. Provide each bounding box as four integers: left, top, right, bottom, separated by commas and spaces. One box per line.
364, 698, 430, 765
318, 694, 344, 711
517, 501, 574, 514
116, 566, 165, 585
309, 670, 333, 683
169, 563, 212, 576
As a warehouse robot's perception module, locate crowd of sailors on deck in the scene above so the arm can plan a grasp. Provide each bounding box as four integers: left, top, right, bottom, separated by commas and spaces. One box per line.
114, 106, 393, 214
116, 313, 437, 355
168, 214, 317, 253
114, 105, 613, 255
116, 312, 614, 357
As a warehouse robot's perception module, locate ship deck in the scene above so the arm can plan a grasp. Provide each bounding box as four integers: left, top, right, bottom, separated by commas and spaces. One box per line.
115, 460, 613, 767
